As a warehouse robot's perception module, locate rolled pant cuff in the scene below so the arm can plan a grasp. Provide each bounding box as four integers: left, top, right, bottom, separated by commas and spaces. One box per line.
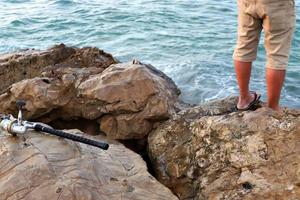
232, 55, 256, 63
266, 65, 287, 71
266, 60, 288, 70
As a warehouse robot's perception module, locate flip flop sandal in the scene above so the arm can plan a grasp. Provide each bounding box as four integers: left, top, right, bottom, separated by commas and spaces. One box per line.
235, 91, 261, 111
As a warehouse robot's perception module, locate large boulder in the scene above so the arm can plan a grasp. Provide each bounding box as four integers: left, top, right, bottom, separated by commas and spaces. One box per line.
148, 97, 300, 199
96, 61, 180, 139
0, 46, 180, 140
0, 44, 117, 94
0, 129, 178, 200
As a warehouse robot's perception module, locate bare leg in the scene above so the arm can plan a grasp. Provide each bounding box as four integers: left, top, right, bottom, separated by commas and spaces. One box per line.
266, 68, 286, 111
234, 60, 255, 109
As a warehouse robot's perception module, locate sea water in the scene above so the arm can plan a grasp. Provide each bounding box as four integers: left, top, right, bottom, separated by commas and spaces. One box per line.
0, 0, 299, 108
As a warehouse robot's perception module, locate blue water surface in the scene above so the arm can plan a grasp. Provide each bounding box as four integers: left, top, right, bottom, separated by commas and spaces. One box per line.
0, 0, 299, 108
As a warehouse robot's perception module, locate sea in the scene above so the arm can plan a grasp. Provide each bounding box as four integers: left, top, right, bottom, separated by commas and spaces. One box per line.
0, 0, 299, 108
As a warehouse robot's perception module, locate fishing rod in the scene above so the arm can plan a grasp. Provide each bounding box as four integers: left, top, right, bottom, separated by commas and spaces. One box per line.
0, 100, 109, 150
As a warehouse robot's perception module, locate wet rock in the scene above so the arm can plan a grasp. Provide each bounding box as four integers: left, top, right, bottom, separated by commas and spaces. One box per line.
148, 97, 300, 199
0, 129, 178, 200
0, 45, 180, 140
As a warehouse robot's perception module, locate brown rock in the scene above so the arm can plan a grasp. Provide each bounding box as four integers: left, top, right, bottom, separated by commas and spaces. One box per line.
148, 97, 300, 199
93, 62, 180, 139
0, 129, 178, 200
0, 44, 117, 94
0, 45, 180, 140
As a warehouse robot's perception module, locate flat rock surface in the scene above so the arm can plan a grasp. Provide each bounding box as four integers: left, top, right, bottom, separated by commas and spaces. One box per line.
0, 129, 178, 200
148, 97, 300, 200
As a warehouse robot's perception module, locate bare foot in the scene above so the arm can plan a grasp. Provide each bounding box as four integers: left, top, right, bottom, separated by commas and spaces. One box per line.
268, 105, 283, 113
267, 104, 282, 112
260, 102, 283, 113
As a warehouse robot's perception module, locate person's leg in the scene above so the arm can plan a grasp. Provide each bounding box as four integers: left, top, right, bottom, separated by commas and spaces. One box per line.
266, 69, 286, 111
262, 0, 295, 111
233, 0, 262, 109
234, 60, 256, 109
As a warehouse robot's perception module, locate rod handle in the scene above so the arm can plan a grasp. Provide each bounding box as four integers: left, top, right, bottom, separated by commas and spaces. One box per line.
34, 124, 109, 150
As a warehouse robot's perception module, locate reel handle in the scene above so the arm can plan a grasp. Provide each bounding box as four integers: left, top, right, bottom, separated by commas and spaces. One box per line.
16, 100, 26, 125
16, 100, 26, 110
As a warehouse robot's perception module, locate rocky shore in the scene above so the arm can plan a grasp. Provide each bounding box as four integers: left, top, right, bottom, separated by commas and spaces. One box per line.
0, 44, 299, 200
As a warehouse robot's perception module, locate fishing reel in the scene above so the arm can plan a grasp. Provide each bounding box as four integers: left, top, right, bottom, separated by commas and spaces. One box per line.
0, 100, 35, 135
0, 100, 109, 150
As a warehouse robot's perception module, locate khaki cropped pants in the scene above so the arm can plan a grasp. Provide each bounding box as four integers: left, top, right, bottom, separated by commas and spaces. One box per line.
233, 0, 296, 70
